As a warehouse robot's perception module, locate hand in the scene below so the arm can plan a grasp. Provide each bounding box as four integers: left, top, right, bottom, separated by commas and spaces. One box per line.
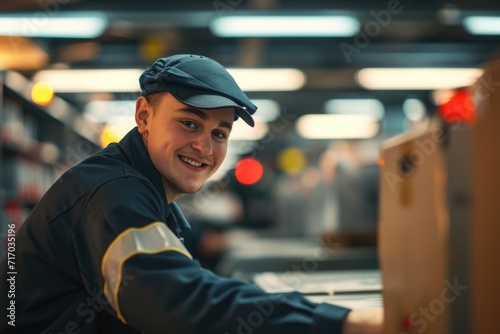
342, 308, 384, 334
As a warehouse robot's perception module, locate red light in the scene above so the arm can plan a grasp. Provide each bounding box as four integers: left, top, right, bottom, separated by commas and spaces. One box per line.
438, 89, 476, 124
402, 316, 412, 331
235, 158, 263, 185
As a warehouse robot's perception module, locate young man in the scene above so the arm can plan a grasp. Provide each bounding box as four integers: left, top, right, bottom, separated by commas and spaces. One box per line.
0, 54, 383, 333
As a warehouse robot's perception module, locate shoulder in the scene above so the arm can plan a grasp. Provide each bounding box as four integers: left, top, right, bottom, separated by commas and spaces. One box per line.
59, 145, 154, 196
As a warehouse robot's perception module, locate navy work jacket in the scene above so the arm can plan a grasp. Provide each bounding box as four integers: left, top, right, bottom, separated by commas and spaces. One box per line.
0, 127, 349, 333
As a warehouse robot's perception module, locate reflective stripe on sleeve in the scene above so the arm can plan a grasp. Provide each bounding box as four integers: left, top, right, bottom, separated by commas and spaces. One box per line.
101, 221, 193, 323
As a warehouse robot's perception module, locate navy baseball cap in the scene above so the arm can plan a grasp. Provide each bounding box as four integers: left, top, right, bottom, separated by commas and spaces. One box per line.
139, 54, 257, 127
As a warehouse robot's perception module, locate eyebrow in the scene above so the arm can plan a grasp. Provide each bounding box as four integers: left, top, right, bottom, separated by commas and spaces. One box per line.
177, 107, 233, 131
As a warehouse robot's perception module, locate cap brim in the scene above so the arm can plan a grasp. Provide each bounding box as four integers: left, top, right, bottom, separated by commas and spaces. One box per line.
173, 91, 255, 127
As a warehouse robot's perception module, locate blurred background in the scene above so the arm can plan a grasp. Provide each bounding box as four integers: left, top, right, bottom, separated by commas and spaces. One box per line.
1, 0, 499, 272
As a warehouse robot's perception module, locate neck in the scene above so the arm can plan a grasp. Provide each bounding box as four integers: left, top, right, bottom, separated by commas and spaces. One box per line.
162, 179, 183, 203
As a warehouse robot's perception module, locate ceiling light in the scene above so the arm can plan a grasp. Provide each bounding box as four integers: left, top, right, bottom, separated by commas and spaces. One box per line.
33, 69, 143, 93
228, 68, 306, 91
0, 12, 108, 38
324, 98, 384, 120
431, 90, 455, 106
31, 82, 54, 106
403, 98, 427, 121
356, 68, 483, 90
251, 99, 281, 122
230, 120, 269, 141
99, 118, 136, 148
210, 15, 359, 37
0, 37, 48, 70
463, 16, 500, 35
84, 100, 136, 122
5, 71, 100, 144
34, 68, 304, 93
296, 114, 379, 139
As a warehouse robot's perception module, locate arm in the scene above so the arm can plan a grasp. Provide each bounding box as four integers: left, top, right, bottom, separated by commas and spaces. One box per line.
342, 308, 384, 334
73, 177, 351, 333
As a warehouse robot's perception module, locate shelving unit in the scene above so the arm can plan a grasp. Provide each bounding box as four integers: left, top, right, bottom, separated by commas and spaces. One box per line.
0, 71, 102, 258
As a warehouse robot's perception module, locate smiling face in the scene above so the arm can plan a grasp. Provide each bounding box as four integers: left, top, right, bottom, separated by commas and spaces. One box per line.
135, 92, 234, 202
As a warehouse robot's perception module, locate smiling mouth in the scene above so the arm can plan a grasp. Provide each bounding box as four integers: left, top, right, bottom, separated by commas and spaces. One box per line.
179, 155, 206, 168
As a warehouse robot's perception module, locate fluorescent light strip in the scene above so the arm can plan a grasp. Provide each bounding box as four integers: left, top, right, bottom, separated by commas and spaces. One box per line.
0, 12, 108, 38
356, 68, 483, 90
230, 120, 269, 141
252, 99, 280, 122
84, 100, 136, 122
210, 16, 359, 37
34, 69, 143, 93
296, 114, 379, 139
463, 16, 500, 35
324, 98, 385, 120
228, 68, 306, 91
34, 68, 304, 93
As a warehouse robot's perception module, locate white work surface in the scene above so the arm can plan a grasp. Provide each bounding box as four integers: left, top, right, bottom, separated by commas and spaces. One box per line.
253, 269, 383, 309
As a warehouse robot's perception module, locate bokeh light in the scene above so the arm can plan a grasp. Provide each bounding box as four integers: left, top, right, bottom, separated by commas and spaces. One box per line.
235, 158, 263, 185
438, 89, 476, 124
31, 82, 54, 106
277, 147, 307, 175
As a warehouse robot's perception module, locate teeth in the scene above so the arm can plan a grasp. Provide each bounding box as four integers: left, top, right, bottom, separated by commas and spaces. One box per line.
180, 156, 202, 167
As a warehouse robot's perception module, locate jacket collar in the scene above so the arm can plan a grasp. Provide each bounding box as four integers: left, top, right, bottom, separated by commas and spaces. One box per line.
118, 127, 191, 234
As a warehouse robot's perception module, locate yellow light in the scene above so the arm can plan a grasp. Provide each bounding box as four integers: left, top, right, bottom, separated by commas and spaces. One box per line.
31, 82, 54, 106
140, 36, 168, 63
277, 147, 307, 175
99, 122, 133, 148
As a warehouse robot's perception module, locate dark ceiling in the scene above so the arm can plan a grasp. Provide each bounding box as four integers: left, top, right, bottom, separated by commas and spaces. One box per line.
1, 0, 500, 130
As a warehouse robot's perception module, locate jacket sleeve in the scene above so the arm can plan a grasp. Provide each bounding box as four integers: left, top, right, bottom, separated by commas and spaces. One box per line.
72, 177, 350, 334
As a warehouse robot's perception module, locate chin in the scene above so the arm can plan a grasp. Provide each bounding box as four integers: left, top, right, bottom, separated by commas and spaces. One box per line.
178, 182, 205, 195
162, 176, 205, 198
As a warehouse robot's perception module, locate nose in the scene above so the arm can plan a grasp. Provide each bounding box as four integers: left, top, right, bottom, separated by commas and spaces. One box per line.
192, 131, 213, 156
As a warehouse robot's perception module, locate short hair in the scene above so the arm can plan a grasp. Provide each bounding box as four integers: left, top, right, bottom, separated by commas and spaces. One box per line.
144, 92, 168, 108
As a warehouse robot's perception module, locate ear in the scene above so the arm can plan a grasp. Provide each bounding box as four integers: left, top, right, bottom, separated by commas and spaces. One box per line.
135, 96, 151, 136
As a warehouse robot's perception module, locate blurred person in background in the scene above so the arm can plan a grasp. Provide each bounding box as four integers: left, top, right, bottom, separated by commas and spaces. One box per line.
1, 54, 383, 334
315, 140, 380, 249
